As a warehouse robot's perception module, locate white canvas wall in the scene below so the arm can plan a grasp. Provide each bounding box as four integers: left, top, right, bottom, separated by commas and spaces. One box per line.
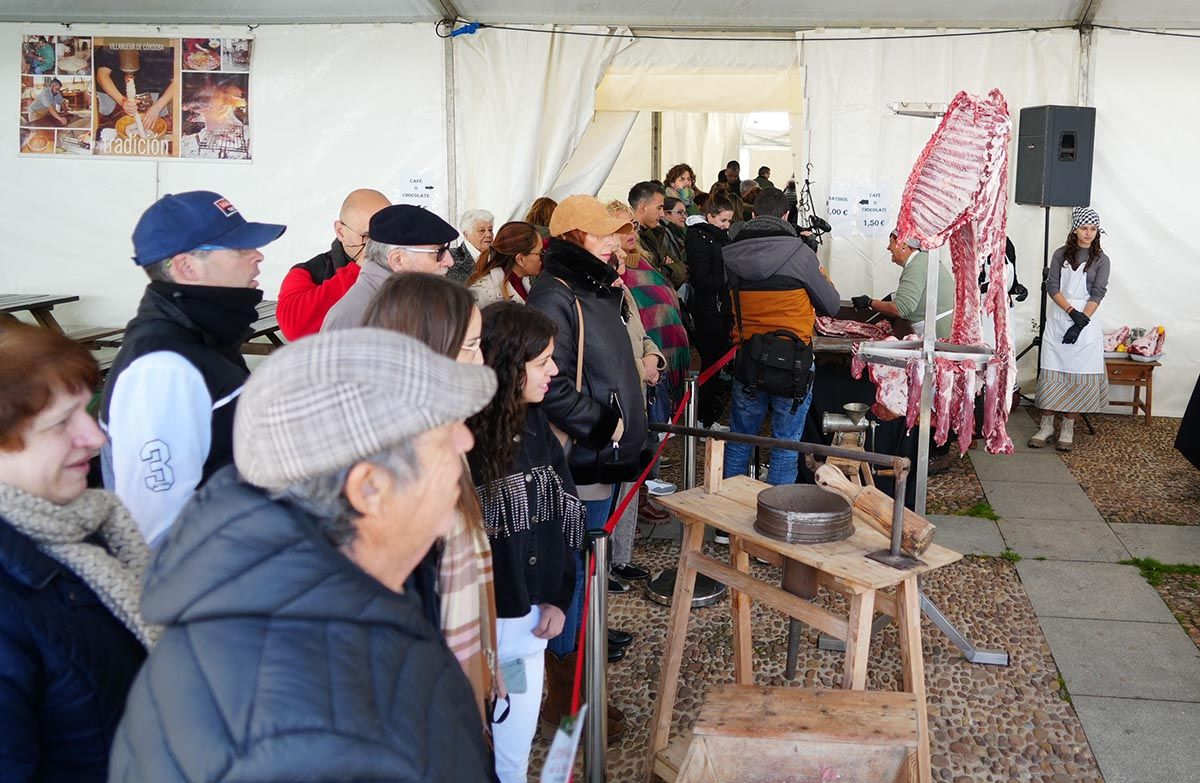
0, 23, 447, 330
1090, 29, 1199, 416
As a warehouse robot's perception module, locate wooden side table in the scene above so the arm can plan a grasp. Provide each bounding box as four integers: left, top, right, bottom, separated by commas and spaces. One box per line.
1105, 357, 1159, 423
644, 441, 961, 783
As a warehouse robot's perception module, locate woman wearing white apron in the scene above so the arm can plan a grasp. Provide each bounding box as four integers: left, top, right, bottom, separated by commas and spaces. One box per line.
1031, 208, 1112, 450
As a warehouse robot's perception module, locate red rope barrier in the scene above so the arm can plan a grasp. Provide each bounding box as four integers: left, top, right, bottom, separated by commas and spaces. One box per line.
565, 345, 738, 739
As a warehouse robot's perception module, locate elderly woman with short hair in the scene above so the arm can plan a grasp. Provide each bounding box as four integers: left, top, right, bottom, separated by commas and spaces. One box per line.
449, 208, 496, 284
108, 328, 499, 782
0, 323, 156, 782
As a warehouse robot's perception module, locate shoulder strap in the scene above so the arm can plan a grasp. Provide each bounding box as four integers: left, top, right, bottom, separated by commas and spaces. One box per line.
732, 283, 747, 342
553, 277, 585, 392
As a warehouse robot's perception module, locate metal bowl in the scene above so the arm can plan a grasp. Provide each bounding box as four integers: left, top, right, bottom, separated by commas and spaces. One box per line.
755, 484, 854, 544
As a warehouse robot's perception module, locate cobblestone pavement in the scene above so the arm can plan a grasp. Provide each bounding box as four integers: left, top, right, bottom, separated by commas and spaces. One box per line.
528, 542, 1101, 782
928, 449, 987, 515
1024, 409, 1199, 525
1154, 573, 1200, 652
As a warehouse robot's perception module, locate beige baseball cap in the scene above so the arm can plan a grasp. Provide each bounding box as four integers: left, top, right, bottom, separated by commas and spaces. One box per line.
549, 194, 634, 238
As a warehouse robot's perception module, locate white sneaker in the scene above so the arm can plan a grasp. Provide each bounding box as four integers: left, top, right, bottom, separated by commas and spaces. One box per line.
645, 478, 676, 497
713, 530, 730, 545
706, 422, 730, 433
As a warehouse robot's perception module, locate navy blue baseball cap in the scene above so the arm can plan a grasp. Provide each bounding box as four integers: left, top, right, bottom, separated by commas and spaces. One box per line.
131, 190, 286, 266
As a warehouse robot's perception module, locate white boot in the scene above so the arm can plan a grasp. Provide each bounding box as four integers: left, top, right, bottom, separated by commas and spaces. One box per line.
1028, 415, 1056, 448
1056, 417, 1075, 452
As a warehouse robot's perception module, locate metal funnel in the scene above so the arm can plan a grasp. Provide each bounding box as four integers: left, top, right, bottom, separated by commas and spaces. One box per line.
843, 402, 869, 425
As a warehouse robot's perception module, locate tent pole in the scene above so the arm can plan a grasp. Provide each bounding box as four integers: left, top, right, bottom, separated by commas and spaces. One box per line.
443, 19, 459, 224
650, 111, 662, 181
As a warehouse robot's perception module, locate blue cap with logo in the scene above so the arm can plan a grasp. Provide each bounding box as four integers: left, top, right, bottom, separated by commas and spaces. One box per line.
131, 190, 286, 266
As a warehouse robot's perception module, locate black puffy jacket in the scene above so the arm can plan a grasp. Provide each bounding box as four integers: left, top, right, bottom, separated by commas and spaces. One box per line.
527, 239, 649, 486
108, 467, 495, 783
684, 221, 731, 317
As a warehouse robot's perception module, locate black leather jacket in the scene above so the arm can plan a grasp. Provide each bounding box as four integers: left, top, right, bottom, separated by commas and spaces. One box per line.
527, 239, 649, 485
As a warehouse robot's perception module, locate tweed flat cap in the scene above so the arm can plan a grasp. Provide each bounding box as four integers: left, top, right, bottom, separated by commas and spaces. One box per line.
233, 328, 496, 490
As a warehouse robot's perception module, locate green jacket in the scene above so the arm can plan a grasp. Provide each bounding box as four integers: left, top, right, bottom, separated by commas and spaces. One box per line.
893, 251, 955, 339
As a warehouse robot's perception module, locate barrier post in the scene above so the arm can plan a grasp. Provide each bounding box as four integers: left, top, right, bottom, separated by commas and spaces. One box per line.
584, 530, 610, 782
682, 373, 698, 490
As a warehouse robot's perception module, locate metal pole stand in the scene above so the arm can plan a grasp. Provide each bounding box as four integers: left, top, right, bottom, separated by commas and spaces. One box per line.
584, 530, 609, 783
645, 373, 727, 608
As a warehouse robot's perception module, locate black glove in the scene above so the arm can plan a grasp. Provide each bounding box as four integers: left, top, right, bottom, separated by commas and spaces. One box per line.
1068, 309, 1090, 329
851, 295, 872, 310
1062, 323, 1083, 344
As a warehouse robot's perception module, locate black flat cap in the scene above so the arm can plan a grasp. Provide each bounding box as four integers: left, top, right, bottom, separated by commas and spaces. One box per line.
368, 205, 459, 246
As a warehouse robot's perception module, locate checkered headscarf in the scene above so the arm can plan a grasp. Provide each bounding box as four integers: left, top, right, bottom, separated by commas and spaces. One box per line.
1071, 207, 1104, 233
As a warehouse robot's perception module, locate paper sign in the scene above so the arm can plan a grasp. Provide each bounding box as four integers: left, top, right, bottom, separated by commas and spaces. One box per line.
856, 187, 892, 235
827, 184, 893, 237
540, 704, 588, 783
396, 176, 438, 207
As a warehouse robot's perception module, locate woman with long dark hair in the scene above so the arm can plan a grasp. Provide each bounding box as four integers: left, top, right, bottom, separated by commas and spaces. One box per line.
686, 193, 737, 429
467, 302, 584, 783
1030, 207, 1112, 451
467, 221, 544, 307
361, 272, 498, 725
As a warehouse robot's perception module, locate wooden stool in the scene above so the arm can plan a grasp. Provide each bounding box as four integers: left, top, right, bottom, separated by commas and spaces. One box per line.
645, 440, 961, 783
669, 685, 920, 783
1105, 357, 1159, 423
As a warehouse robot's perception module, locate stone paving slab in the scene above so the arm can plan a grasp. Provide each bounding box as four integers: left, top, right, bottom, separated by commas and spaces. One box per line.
1072, 696, 1200, 783
1001, 518, 1131, 562
1112, 523, 1200, 564
1038, 617, 1200, 701
982, 480, 1103, 522
970, 450, 1078, 484
1017, 561, 1174, 622
928, 514, 1006, 556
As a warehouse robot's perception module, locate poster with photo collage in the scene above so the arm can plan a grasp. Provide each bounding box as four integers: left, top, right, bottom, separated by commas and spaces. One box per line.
19, 34, 253, 160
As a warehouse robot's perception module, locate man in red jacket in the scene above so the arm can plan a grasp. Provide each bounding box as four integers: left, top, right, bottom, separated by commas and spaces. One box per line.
276, 189, 390, 340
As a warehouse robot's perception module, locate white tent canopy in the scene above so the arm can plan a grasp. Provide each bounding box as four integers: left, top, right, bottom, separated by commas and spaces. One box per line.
2, 8, 1197, 416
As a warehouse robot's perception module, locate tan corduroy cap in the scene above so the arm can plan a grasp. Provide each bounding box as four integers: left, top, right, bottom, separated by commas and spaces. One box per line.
233, 328, 496, 490
548, 194, 634, 238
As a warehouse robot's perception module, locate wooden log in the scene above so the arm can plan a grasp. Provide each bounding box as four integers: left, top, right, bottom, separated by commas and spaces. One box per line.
815, 465, 935, 556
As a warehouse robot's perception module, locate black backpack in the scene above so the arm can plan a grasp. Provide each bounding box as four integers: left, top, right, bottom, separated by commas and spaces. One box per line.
731, 287, 814, 412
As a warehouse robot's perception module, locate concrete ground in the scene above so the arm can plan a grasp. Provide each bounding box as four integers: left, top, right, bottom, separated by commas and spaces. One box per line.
959, 410, 1200, 783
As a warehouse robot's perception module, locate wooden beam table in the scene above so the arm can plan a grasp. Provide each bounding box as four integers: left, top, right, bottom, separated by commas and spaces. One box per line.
241, 300, 285, 355
645, 441, 961, 783
0, 293, 79, 333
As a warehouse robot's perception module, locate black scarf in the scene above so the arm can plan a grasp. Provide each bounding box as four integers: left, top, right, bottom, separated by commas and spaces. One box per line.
147, 282, 263, 347
542, 238, 621, 296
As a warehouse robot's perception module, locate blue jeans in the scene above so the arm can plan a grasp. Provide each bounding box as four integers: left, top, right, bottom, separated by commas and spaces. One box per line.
723, 381, 814, 486
548, 488, 614, 657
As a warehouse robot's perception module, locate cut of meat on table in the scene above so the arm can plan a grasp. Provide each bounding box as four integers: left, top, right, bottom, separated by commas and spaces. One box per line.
1104, 326, 1131, 351
1128, 327, 1166, 356
816, 316, 893, 340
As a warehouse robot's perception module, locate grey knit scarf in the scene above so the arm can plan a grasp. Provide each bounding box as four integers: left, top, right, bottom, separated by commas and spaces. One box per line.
0, 483, 160, 648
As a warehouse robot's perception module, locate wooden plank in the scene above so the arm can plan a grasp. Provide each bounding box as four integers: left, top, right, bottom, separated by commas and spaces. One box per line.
0, 293, 78, 312
687, 552, 849, 640
657, 477, 961, 592
695, 685, 918, 745
645, 521, 707, 783
896, 576, 932, 783
65, 325, 124, 347
705, 735, 908, 783
843, 590, 876, 689
728, 535, 754, 685
703, 437, 724, 495
673, 736, 719, 783
652, 733, 694, 783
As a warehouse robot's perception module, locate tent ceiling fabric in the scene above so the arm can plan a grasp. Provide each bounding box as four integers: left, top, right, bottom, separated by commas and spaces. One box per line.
6, 0, 1200, 27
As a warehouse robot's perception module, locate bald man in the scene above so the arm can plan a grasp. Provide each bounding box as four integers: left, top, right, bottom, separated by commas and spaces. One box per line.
276, 189, 390, 340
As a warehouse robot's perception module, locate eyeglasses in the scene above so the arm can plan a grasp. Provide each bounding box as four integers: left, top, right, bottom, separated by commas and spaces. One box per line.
669, 208, 687, 216
401, 245, 451, 261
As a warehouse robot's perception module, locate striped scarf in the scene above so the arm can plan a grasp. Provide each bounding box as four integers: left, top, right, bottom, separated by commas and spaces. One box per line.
621, 256, 691, 395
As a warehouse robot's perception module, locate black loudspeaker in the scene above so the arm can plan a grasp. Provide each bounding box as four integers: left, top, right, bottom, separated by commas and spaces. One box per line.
1015, 105, 1096, 207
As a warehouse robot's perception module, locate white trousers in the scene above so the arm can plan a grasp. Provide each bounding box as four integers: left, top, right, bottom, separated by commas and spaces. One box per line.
492, 607, 549, 783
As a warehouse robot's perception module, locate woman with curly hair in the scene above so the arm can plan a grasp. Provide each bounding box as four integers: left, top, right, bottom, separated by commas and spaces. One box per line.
467, 302, 585, 782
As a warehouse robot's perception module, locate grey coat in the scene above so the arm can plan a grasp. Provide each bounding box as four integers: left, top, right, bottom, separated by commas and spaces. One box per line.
321, 259, 391, 331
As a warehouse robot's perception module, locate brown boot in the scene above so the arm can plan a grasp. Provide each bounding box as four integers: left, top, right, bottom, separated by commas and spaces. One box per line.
539, 651, 625, 744
638, 486, 670, 524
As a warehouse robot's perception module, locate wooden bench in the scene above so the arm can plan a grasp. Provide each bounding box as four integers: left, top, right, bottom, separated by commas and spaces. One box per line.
65, 325, 126, 349
666, 686, 920, 783
1105, 357, 1159, 423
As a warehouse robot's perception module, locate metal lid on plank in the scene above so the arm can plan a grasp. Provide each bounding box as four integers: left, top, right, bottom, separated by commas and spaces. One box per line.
755, 484, 854, 544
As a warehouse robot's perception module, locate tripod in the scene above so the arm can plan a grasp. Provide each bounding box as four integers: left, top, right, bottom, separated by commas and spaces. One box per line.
1014, 206, 1095, 434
